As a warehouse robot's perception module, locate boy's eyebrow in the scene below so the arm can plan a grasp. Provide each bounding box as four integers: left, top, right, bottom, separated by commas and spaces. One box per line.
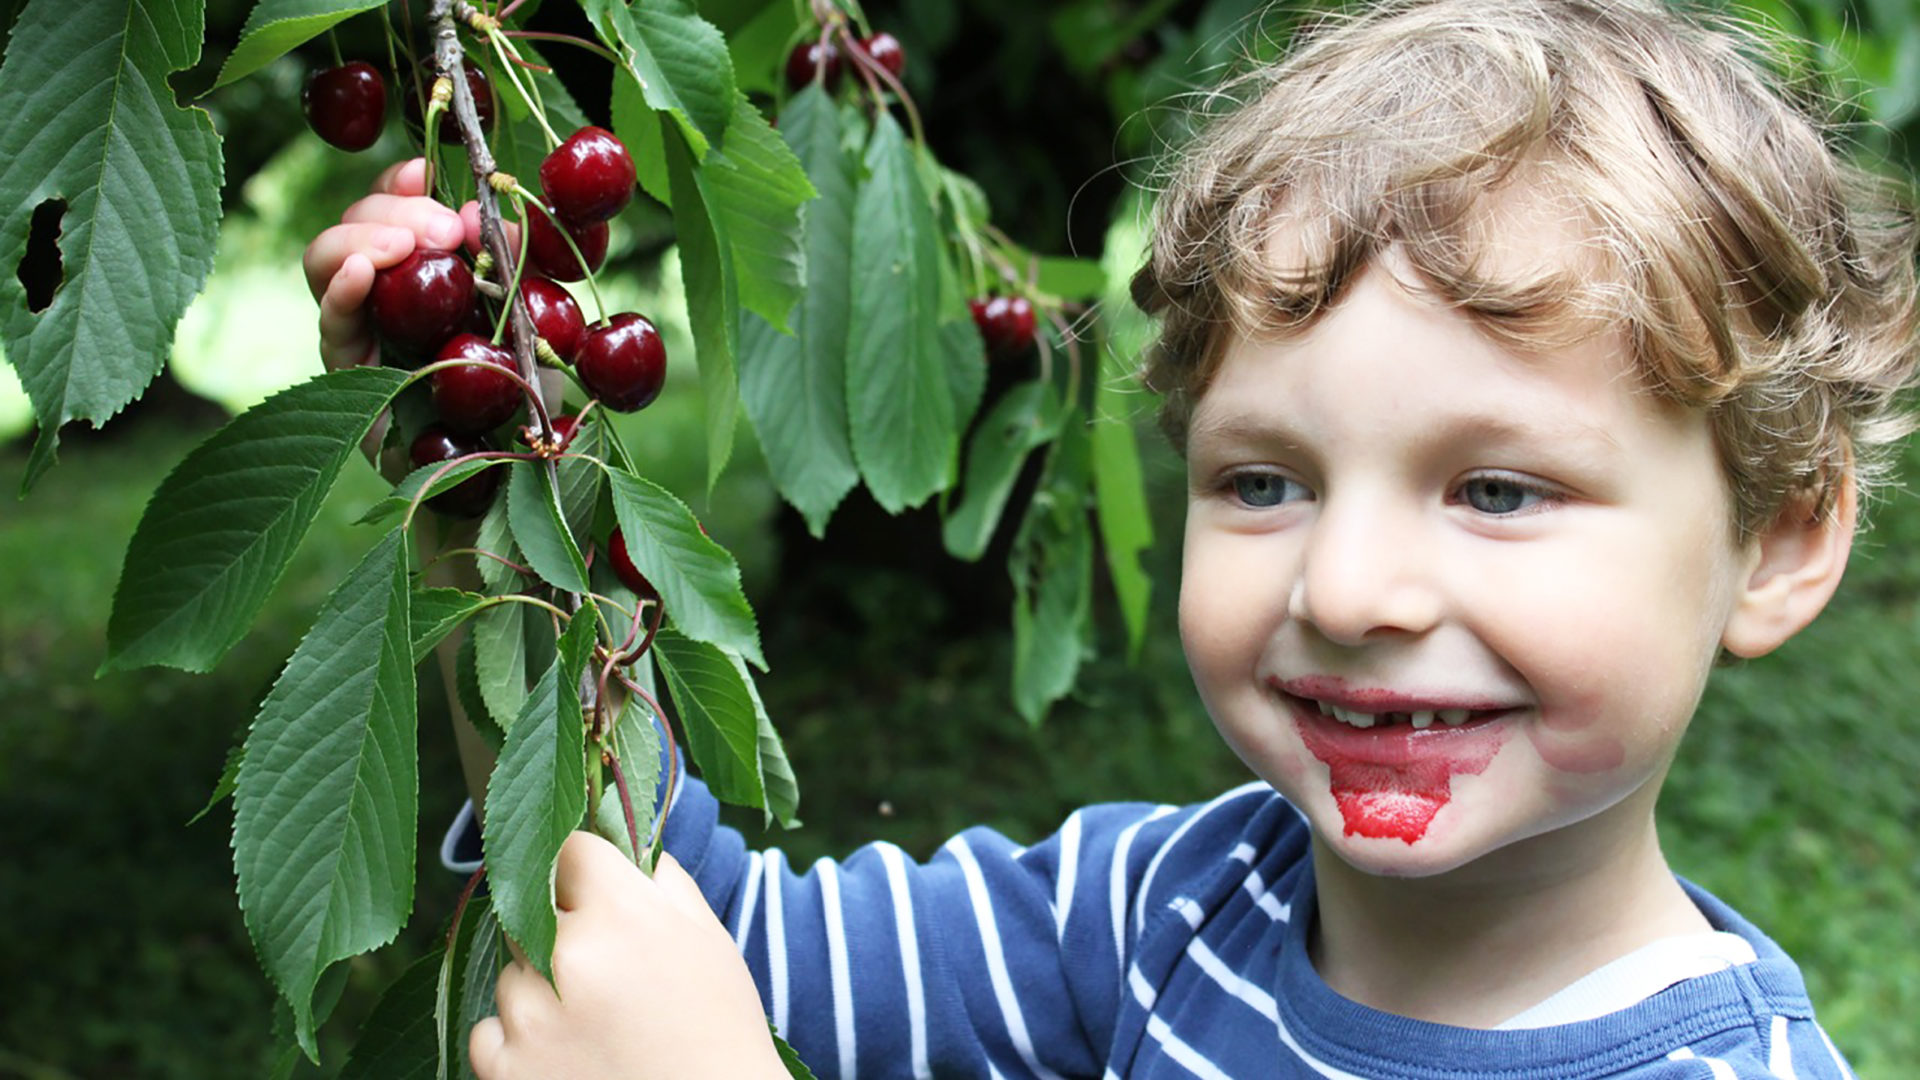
1186, 408, 1624, 457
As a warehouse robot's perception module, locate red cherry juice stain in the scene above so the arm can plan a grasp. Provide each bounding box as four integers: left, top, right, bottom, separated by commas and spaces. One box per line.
1293, 715, 1508, 844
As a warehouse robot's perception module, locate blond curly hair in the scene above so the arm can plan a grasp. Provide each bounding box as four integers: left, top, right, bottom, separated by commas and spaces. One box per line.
1133, 0, 1919, 537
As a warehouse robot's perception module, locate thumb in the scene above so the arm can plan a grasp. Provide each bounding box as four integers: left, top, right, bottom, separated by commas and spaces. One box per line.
651, 852, 721, 927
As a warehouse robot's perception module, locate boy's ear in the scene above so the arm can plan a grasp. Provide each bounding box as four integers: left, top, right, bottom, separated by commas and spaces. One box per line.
1721, 482, 1856, 659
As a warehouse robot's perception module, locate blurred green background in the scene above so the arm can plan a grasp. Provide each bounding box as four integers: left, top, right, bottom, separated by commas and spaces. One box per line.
3, 0, 1917, 1076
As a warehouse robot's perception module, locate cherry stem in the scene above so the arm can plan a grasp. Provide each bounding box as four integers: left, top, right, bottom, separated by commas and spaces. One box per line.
495, 0, 527, 21
502, 30, 620, 63
836, 22, 926, 147
425, 545, 534, 578
326, 27, 344, 67
397, 450, 520, 534
476, 591, 574, 626
491, 214, 534, 347
446, 864, 486, 956
487, 28, 559, 147
605, 749, 645, 865
513, 186, 608, 319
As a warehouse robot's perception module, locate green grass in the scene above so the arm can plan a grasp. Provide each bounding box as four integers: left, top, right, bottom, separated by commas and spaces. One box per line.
4, 421, 1915, 1077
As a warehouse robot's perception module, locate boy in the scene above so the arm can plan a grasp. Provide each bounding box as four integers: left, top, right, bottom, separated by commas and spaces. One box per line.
306, 0, 1915, 1075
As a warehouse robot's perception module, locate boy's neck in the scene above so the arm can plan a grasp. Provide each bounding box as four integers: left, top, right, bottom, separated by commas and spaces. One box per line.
1306, 791, 1711, 1029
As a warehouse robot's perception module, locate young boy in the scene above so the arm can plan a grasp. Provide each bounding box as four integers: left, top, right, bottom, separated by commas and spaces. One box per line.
307, 0, 1915, 1075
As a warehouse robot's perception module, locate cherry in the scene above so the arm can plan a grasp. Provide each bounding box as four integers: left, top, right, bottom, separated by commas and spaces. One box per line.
518, 278, 586, 362
524, 204, 609, 283
575, 313, 666, 412
370, 248, 475, 359
516, 413, 582, 454
607, 528, 659, 600
405, 62, 495, 145
430, 333, 523, 432
855, 33, 906, 80
540, 126, 636, 225
968, 294, 1037, 357
304, 62, 387, 152
410, 425, 501, 518
785, 40, 843, 92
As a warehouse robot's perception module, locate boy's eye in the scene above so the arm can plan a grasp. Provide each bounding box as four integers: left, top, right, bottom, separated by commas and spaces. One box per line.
1230, 472, 1306, 508
1458, 475, 1551, 515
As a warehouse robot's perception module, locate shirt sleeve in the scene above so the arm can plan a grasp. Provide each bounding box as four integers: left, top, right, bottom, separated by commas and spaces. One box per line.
661, 770, 1209, 1080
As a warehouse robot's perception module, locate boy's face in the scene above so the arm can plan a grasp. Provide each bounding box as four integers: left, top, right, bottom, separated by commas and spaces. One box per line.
1179, 255, 1755, 880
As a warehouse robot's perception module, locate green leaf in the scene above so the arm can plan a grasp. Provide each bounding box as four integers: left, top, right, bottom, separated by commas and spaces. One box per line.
472, 602, 529, 735
738, 85, 857, 536
582, 0, 734, 156
847, 113, 958, 512
357, 457, 508, 528
943, 380, 1064, 561
1092, 389, 1154, 659
454, 631, 501, 753
593, 693, 660, 861
457, 903, 501, 1080
611, 73, 670, 207
653, 629, 798, 826
102, 366, 409, 673
212, 0, 386, 89
606, 465, 764, 669
233, 529, 417, 1060
185, 739, 244, 826
1011, 419, 1095, 723
941, 317, 987, 436
0, 0, 222, 489
699, 92, 815, 332
482, 604, 597, 982
507, 461, 590, 595
410, 587, 490, 664
474, 491, 520, 594
773, 1022, 820, 1080
664, 117, 739, 487
338, 947, 442, 1080
554, 415, 607, 543
1036, 256, 1109, 301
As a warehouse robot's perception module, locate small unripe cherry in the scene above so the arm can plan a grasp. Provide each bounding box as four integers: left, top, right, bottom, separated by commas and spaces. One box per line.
525, 205, 609, 283
968, 294, 1037, 357
608, 528, 659, 600
518, 278, 586, 363
856, 33, 906, 80
540, 126, 637, 226
576, 313, 667, 412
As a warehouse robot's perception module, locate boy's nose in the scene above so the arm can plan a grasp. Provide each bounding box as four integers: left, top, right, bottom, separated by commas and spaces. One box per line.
1288, 497, 1443, 645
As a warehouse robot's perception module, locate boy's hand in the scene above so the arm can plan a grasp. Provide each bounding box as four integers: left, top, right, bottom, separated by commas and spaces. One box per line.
469, 833, 791, 1080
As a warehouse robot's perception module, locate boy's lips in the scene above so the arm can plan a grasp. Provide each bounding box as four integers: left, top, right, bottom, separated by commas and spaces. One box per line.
1268, 677, 1514, 843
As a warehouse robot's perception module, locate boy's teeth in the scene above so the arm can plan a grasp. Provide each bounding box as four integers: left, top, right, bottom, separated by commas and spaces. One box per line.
1439, 708, 1469, 725
1409, 711, 1434, 729
1330, 706, 1375, 728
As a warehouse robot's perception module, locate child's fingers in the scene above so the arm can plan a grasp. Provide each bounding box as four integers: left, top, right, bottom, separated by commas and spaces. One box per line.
651, 852, 723, 927
317, 253, 378, 371
554, 830, 639, 913
303, 223, 416, 302
340, 194, 468, 251
370, 157, 429, 198
467, 1015, 507, 1079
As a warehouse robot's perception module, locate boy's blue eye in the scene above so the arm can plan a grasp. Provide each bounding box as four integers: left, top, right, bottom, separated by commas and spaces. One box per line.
1231, 473, 1301, 508
1460, 476, 1547, 515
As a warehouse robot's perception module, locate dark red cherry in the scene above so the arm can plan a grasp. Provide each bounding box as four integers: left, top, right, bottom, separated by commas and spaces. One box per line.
370, 248, 475, 358
785, 40, 843, 92
409, 425, 501, 518
607, 528, 659, 600
405, 62, 495, 145
518, 278, 586, 362
430, 333, 523, 432
540, 126, 636, 226
856, 33, 906, 80
575, 313, 666, 412
304, 62, 387, 152
524, 204, 609, 283
969, 294, 1037, 357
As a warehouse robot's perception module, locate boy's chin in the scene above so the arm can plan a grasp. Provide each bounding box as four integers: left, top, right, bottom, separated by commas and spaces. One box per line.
1303, 796, 1495, 879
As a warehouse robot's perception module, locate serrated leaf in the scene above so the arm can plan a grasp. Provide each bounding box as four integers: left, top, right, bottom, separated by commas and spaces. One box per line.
605, 465, 763, 669
699, 92, 814, 331
554, 416, 606, 543
593, 693, 660, 861
482, 605, 597, 982
0, 0, 222, 488
357, 457, 508, 528
338, 947, 442, 1080
186, 739, 244, 826
847, 113, 957, 512
943, 380, 1064, 561
942, 317, 987, 434
457, 903, 500, 1080
472, 602, 529, 735
583, 0, 733, 156
234, 529, 417, 1060
653, 629, 797, 825
475, 491, 520, 594
773, 1023, 821, 1080
664, 117, 739, 486
738, 85, 856, 536
453, 630, 501, 752
611, 74, 670, 207
103, 366, 409, 673
410, 587, 490, 664
212, 0, 386, 89
1011, 418, 1095, 723
507, 461, 590, 595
